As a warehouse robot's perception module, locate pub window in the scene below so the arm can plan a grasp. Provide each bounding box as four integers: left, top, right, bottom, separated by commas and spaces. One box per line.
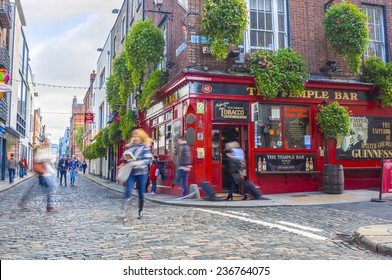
158, 115, 164, 123
362, 4, 386, 62
165, 123, 172, 152
158, 125, 165, 155
152, 128, 158, 155
253, 104, 310, 149
165, 111, 172, 121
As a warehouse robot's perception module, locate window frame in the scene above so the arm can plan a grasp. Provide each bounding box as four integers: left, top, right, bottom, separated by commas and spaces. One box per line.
362, 4, 387, 62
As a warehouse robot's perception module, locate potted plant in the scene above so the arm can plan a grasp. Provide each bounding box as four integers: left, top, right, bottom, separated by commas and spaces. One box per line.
323, 1, 369, 74
244, 48, 308, 98
316, 101, 351, 194
201, 0, 248, 60
361, 57, 392, 107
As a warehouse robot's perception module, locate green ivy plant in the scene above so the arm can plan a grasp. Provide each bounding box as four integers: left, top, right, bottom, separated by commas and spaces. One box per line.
119, 110, 136, 141
316, 101, 351, 163
201, 0, 248, 60
75, 127, 84, 152
244, 48, 308, 98
323, 1, 369, 74
125, 19, 165, 86
361, 56, 392, 107
108, 122, 121, 145
137, 69, 166, 110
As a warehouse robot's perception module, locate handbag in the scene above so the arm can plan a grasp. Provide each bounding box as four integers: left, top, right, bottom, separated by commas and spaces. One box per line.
117, 146, 144, 183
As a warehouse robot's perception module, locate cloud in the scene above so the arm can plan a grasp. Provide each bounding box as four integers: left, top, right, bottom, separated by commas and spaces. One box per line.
21, 0, 121, 142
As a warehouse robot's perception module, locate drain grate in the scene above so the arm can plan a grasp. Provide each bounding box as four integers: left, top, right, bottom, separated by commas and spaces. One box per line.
332, 232, 355, 242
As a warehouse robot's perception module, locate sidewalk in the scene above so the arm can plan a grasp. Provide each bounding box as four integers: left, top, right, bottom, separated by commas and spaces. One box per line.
0, 172, 36, 193
82, 173, 392, 256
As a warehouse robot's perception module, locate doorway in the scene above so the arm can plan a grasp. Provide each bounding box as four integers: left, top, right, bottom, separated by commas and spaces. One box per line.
211, 125, 248, 192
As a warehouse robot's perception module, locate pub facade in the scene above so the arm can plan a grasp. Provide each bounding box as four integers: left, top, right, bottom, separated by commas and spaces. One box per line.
141, 70, 390, 195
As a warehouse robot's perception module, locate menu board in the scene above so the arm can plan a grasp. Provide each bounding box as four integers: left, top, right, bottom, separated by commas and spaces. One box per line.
284, 106, 309, 148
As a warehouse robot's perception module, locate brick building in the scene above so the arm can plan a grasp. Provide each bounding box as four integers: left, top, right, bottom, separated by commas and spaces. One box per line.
136, 0, 392, 196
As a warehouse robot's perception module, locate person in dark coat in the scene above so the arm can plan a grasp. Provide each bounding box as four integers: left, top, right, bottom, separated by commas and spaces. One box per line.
57, 154, 68, 186
177, 136, 192, 197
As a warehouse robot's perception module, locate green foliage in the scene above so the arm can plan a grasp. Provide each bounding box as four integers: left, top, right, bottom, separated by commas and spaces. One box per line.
244, 48, 308, 98
361, 57, 392, 107
125, 20, 165, 85
108, 122, 121, 145
316, 101, 351, 140
201, 0, 248, 60
75, 126, 84, 151
137, 69, 166, 111
106, 74, 120, 110
119, 110, 136, 141
323, 1, 369, 74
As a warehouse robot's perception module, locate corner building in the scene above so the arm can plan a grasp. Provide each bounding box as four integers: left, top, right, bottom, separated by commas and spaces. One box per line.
139, 0, 392, 195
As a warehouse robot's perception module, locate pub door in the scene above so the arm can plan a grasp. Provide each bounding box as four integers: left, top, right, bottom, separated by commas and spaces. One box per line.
211, 125, 248, 193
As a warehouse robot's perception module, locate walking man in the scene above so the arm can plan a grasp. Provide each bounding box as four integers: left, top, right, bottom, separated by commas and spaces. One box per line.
177, 136, 192, 197
57, 154, 68, 186
7, 154, 18, 183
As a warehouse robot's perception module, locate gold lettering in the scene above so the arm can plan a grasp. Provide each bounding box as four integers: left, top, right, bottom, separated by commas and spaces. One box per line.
321, 91, 329, 99
350, 92, 358, 100
335, 92, 342, 99
247, 87, 256, 96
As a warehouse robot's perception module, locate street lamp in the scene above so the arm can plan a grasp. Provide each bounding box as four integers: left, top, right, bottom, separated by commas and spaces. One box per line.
145, 0, 173, 20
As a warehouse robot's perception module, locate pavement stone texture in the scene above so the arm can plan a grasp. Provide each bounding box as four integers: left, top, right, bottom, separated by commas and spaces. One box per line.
0, 175, 392, 260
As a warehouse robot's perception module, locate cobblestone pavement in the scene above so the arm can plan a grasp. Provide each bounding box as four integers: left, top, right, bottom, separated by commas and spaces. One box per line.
0, 176, 391, 260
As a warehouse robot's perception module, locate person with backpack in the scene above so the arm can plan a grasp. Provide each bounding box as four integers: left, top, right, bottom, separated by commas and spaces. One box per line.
57, 154, 68, 186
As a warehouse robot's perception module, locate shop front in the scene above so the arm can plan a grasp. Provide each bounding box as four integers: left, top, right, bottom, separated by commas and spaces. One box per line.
141, 71, 389, 195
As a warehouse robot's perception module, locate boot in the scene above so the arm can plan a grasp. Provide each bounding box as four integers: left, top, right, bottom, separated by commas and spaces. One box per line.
242, 193, 250, 200
224, 193, 233, 201
138, 199, 144, 219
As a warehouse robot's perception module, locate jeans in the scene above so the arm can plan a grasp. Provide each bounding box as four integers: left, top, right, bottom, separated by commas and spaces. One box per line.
19, 167, 25, 178
8, 168, 16, 183
178, 168, 190, 196
125, 173, 148, 200
60, 170, 67, 185
20, 175, 54, 208
70, 171, 77, 185
151, 180, 157, 192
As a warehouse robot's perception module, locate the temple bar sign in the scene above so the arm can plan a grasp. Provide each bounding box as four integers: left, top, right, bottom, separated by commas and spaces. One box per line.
213, 100, 249, 121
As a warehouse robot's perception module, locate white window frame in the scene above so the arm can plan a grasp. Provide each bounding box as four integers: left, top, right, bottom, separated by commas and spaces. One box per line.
362, 4, 386, 62
177, 0, 189, 11
159, 23, 168, 70
238, 0, 288, 62
121, 15, 126, 39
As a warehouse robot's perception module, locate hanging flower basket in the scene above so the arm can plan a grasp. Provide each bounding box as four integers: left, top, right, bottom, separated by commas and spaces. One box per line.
323, 1, 369, 74
201, 0, 248, 60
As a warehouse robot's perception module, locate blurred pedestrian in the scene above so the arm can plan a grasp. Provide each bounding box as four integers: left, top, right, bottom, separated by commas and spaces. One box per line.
82, 160, 87, 174
148, 158, 160, 195
68, 156, 78, 186
57, 154, 68, 186
225, 141, 245, 200
119, 129, 153, 221
177, 136, 192, 197
18, 147, 56, 212
7, 154, 18, 183
23, 157, 28, 175
18, 158, 25, 178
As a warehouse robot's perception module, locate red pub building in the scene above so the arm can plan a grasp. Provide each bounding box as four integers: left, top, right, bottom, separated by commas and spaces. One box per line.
139, 0, 392, 196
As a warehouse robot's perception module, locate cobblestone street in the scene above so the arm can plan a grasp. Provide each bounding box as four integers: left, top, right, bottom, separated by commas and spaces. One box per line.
0, 175, 391, 260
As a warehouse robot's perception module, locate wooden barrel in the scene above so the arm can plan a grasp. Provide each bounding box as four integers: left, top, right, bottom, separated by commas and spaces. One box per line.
323, 164, 344, 194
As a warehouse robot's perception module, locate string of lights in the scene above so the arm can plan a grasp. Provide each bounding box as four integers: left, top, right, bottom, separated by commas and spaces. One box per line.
11, 79, 105, 90
41, 111, 72, 115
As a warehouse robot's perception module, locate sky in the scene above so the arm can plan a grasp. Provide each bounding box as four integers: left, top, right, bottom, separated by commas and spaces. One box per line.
21, 0, 123, 143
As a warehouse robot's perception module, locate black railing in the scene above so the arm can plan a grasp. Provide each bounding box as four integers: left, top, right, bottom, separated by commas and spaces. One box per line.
0, 98, 8, 124
0, 0, 12, 29
0, 44, 10, 72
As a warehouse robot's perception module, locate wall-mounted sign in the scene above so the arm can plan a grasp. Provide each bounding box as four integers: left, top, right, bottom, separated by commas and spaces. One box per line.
255, 154, 316, 172
84, 112, 94, 123
201, 84, 212, 93
176, 42, 187, 57
336, 116, 392, 160
196, 102, 205, 114
213, 100, 249, 121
